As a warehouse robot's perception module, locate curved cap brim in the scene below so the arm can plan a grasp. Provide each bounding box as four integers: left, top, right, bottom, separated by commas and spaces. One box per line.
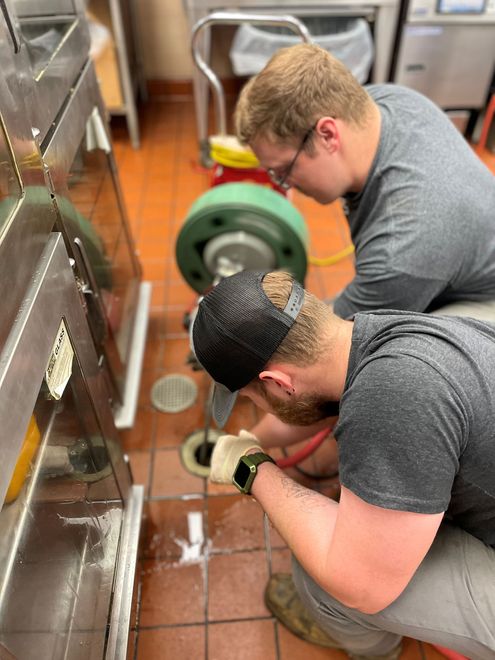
212, 383, 239, 428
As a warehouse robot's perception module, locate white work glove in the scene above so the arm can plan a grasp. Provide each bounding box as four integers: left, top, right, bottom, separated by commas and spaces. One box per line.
210, 429, 262, 484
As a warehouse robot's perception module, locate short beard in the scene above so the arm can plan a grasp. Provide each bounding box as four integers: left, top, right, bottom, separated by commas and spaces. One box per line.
262, 389, 339, 426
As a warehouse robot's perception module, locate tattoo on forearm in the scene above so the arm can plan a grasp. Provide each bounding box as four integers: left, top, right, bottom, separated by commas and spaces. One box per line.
280, 477, 327, 509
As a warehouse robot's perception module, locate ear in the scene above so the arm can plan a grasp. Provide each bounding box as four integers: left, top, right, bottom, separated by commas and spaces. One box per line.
315, 117, 339, 154
259, 369, 296, 396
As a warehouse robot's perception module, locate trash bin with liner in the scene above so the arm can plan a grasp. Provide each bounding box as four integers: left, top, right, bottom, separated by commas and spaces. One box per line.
229, 16, 374, 83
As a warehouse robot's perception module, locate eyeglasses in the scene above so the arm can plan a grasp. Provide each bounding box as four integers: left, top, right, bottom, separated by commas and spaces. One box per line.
267, 125, 315, 191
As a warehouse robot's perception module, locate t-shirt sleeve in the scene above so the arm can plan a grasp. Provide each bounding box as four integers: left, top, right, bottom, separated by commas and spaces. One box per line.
336, 353, 468, 513
333, 270, 447, 320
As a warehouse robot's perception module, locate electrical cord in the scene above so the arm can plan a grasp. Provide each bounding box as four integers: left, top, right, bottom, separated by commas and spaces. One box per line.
309, 244, 355, 267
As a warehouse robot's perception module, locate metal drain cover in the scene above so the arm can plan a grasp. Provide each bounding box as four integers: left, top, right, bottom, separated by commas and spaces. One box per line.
150, 374, 198, 413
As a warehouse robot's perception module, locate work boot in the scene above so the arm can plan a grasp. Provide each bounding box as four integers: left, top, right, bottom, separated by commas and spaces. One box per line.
265, 573, 402, 659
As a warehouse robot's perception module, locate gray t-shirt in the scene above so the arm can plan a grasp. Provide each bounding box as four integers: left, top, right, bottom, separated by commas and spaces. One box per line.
335, 310, 495, 547
333, 85, 495, 319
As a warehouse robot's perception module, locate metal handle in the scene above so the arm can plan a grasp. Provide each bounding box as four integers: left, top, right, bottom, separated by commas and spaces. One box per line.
0, 0, 20, 53
73, 237, 109, 336
191, 11, 312, 135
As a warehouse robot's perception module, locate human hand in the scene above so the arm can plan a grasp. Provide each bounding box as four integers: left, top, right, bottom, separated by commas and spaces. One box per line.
209, 430, 262, 484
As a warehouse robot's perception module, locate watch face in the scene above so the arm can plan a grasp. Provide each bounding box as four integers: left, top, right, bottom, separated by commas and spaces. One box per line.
233, 459, 251, 488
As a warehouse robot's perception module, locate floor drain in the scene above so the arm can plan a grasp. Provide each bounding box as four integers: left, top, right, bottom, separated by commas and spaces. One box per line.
181, 428, 222, 478
150, 374, 198, 413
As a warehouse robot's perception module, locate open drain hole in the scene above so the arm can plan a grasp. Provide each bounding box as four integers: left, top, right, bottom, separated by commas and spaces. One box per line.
194, 441, 215, 467
181, 429, 222, 478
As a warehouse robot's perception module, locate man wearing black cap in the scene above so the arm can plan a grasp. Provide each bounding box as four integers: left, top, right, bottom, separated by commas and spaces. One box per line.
191, 269, 495, 660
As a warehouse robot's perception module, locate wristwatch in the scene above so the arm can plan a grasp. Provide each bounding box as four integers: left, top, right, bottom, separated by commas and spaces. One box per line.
232, 452, 275, 494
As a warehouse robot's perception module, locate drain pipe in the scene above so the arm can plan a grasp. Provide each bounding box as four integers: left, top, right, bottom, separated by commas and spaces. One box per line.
198, 382, 215, 467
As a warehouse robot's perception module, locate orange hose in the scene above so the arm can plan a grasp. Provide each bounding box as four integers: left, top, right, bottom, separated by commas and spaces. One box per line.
432, 646, 468, 660
276, 428, 332, 469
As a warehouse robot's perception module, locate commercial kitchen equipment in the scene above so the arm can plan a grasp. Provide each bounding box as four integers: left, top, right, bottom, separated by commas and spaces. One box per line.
1, 0, 151, 428
0, 233, 142, 659
390, 0, 495, 132
41, 60, 149, 428
0, 3, 147, 656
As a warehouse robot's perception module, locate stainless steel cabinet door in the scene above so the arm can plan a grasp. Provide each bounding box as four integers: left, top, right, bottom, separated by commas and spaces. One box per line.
0, 18, 56, 352
6, 0, 90, 142
0, 233, 134, 659
394, 23, 495, 108
43, 62, 142, 405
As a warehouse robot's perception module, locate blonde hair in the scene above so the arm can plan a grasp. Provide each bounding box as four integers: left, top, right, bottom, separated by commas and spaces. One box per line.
235, 43, 373, 145
261, 271, 332, 366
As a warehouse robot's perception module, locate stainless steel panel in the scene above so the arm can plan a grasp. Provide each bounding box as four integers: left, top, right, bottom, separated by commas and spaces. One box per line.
6, 0, 90, 143
406, 0, 495, 23
12, 0, 80, 17
394, 23, 495, 108
0, 233, 135, 659
43, 62, 142, 404
0, 19, 56, 353
0, 233, 131, 507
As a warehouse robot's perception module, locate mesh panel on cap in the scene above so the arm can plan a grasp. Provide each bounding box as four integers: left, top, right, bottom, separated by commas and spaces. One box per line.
192, 271, 296, 392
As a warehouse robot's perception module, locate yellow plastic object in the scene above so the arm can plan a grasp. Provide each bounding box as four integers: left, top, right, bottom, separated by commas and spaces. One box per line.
309, 244, 355, 266
5, 415, 41, 504
209, 134, 260, 169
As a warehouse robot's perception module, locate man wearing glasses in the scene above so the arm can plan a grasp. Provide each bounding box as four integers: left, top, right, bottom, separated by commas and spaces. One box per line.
235, 43, 495, 322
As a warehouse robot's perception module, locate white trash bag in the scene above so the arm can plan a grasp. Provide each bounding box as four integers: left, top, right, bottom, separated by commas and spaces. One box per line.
229, 17, 374, 84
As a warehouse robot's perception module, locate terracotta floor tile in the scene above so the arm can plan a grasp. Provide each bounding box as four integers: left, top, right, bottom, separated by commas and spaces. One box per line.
139, 369, 164, 408
145, 321, 166, 346
166, 282, 199, 307
144, 180, 175, 202
143, 497, 205, 560
163, 308, 189, 337
208, 619, 277, 660
141, 258, 168, 282
137, 625, 205, 660
153, 371, 210, 446
304, 269, 326, 299
208, 551, 270, 621
150, 281, 167, 309
207, 494, 266, 553
155, 407, 207, 449
120, 406, 155, 451
151, 448, 205, 497
141, 338, 165, 371
161, 337, 193, 369
120, 185, 143, 207
136, 240, 171, 261
127, 450, 152, 493
270, 547, 292, 574
139, 204, 173, 224
140, 558, 205, 626
138, 220, 171, 242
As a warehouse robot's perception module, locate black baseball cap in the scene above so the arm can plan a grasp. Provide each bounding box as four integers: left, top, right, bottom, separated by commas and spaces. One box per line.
190, 270, 304, 428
